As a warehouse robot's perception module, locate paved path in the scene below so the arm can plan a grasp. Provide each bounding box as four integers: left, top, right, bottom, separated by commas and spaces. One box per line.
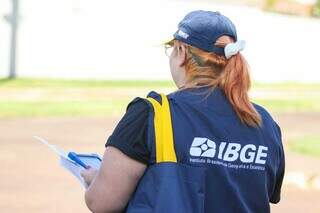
0, 113, 319, 212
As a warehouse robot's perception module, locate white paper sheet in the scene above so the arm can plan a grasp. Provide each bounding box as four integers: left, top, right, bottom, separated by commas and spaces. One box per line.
34, 136, 101, 189
59, 156, 88, 188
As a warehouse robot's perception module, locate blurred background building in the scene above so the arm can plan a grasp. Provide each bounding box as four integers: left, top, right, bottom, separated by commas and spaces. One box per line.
1, 0, 320, 82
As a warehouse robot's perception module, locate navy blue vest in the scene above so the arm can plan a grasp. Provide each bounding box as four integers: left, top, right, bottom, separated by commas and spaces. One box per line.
126, 86, 284, 213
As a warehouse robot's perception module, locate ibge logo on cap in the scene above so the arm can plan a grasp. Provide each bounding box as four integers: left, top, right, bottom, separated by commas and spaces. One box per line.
177, 29, 189, 39
189, 137, 268, 171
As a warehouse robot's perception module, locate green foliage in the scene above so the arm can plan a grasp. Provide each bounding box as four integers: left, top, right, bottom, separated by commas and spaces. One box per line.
313, 0, 320, 17
265, 0, 277, 9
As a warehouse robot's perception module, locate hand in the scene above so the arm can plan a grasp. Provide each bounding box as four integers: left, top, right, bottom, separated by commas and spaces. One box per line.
80, 166, 98, 187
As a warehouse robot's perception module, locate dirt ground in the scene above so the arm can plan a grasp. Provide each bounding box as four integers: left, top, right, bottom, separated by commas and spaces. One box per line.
1, 113, 319, 212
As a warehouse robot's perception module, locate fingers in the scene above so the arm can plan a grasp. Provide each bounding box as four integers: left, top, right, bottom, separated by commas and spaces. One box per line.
80, 169, 91, 186
80, 167, 98, 187
80, 169, 87, 178
80, 167, 92, 177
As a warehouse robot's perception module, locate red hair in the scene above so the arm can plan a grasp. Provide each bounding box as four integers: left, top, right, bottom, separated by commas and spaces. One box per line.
174, 40, 262, 127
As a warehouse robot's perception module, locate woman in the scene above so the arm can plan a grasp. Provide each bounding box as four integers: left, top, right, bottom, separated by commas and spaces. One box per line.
81, 10, 285, 213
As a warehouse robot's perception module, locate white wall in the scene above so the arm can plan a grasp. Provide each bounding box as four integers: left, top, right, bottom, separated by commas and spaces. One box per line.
0, 0, 319, 82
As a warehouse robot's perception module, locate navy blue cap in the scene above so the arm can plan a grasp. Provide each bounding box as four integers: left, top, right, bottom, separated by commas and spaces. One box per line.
168, 10, 238, 56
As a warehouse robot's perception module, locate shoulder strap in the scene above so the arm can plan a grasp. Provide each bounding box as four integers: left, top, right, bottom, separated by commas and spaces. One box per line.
146, 93, 177, 163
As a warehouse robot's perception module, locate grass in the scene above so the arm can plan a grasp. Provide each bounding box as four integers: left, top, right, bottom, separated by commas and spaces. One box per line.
252, 81, 320, 90
1, 77, 320, 89
0, 78, 319, 118
252, 99, 320, 113
0, 78, 175, 88
289, 136, 320, 158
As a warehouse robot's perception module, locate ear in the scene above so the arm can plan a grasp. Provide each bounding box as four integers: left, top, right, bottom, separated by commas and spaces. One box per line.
177, 43, 187, 67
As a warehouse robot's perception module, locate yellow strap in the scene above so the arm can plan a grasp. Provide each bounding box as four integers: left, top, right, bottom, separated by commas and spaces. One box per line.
147, 94, 177, 163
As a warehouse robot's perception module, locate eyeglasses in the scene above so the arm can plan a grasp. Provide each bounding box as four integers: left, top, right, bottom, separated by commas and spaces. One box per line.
164, 45, 174, 57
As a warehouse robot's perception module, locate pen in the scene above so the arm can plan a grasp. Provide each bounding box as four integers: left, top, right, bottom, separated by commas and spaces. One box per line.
68, 152, 89, 169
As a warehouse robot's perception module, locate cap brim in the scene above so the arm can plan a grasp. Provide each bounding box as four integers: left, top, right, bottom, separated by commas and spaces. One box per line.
151, 37, 174, 48
162, 38, 174, 46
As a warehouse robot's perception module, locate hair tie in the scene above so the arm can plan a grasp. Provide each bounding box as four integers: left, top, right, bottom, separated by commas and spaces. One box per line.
224, 40, 246, 59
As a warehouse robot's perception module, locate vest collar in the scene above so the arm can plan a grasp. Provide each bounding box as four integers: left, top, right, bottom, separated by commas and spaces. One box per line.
169, 86, 235, 116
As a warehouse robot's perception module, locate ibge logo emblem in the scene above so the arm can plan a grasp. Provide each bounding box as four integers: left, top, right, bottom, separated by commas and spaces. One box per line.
189, 137, 268, 165
189, 137, 216, 157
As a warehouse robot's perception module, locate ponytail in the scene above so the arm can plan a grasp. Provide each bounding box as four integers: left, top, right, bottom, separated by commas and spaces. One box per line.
218, 53, 262, 127
178, 40, 262, 128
